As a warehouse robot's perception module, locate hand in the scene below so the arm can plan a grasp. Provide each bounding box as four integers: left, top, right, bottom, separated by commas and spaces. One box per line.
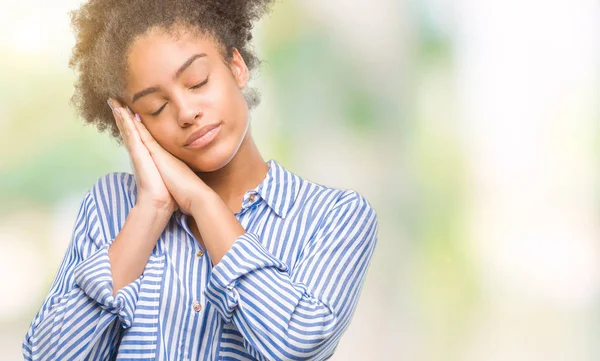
112, 102, 212, 215
108, 98, 178, 214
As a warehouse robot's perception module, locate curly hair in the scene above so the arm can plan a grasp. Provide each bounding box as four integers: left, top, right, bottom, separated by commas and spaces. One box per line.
68, 0, 274, 140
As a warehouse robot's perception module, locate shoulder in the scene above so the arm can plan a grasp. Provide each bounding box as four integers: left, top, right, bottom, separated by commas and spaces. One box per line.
64, 172, 137, 246
87, 172, 138, 216
296, 175, 377, 223
294, 177, 379, 251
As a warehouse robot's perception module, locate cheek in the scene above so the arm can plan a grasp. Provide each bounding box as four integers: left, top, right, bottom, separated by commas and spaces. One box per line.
220, 86, 249, 129
145, 123, 177, 150
209, 73, 247, 117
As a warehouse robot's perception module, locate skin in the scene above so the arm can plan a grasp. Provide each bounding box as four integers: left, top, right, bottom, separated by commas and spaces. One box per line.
106, 25, 270, 295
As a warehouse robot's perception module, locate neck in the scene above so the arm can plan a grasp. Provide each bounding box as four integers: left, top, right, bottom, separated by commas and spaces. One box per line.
195, 127, 269, 212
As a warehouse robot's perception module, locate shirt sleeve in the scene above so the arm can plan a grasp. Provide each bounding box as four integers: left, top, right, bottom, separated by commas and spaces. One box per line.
204, 190, 379, 361
22, 188, 143, 361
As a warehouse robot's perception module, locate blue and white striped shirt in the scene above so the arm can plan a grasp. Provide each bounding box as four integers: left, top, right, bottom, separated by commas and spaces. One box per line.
23, 159, 378, 361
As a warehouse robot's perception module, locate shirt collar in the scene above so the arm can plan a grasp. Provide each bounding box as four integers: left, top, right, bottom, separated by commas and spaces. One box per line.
251, 159, 302, 219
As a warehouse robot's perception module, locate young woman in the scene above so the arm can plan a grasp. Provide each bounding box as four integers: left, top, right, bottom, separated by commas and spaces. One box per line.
23, 1, 378, 360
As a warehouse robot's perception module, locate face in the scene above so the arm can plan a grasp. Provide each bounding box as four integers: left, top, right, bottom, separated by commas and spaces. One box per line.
122, 27, 250, 172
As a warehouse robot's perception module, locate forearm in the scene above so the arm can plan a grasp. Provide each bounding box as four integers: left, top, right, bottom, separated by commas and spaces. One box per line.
108, 204, 172, 294
24, 287, 122, 361
232, 271, 340, 360
190, 189, 246, 265
205, 193, 379, 360
205, 233, 341, 360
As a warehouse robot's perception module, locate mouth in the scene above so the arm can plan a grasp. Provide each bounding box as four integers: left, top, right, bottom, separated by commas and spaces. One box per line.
185, 123, 222, 149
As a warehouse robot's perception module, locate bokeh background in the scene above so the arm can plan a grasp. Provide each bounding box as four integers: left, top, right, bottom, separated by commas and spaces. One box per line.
1, 0, 599, 360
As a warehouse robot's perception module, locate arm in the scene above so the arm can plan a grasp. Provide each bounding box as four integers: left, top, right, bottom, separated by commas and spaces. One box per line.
108, 204, 172, 294
204, 191, 379, 361
22, 183, 170, 361
122, 99, 378, 359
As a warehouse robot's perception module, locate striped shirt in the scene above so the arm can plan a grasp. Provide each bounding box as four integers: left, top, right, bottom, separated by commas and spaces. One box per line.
23, 159, 378, 361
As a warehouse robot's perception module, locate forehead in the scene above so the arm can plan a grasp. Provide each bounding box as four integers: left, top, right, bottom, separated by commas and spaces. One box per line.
124, 27, 224, 86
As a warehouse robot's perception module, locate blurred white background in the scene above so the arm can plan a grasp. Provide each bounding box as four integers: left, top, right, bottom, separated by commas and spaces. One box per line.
0, 0, 598, 360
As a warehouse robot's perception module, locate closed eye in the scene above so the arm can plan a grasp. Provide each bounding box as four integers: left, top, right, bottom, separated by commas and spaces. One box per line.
190, 76, 209, 89
150, 103, 166, 116
149, 77, 209, 116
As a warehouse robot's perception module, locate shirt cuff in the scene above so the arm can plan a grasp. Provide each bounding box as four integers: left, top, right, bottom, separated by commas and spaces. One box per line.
205, 232, 288, 323
73, 244, 142, 329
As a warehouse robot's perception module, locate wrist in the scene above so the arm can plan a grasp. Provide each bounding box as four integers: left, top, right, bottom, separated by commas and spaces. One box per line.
131, 203, 173, 225
136, 197, 176, 215
189, 187, 218, 217
109, 204, 171, 294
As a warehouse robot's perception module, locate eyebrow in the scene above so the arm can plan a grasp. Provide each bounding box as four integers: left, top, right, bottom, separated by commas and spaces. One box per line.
131, 53, 207, 103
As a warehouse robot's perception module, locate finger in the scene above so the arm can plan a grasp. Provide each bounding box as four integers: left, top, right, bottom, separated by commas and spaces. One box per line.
108, 98, 128, 146
116, 104, 143, 148
132, 115, 185, 174
108, 98, 134, 135
110, 99, 153, 180
132, 114, 161, 153
124, 104, 137, 121
132, 114, 178, 166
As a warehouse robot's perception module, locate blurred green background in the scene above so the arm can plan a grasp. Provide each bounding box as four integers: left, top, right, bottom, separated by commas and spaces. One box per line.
1, 0, 599, 360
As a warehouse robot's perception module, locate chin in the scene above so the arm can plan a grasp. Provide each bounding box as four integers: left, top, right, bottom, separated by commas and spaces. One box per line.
176, 122, 248, 173
184, 146, 238, 174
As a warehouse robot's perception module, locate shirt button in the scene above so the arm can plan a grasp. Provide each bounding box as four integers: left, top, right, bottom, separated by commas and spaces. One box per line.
249, 193, 256, 202
196, 250, 204, 258
192, 301, 202, 312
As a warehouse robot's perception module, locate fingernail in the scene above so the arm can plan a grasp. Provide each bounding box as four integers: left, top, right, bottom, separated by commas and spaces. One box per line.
135, 114, 141, 122
107, 99, 121, 116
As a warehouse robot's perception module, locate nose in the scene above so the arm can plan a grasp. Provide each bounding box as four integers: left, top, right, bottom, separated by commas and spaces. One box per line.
175, 95, 203, 127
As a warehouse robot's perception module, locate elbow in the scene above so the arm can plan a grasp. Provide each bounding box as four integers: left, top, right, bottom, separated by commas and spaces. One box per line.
22, 329, 41, 361
280, 341, 338, 361
22, 337, 33, 361
282, 317, 341, 361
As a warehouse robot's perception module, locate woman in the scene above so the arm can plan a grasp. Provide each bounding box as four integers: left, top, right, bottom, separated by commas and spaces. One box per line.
23, 0, 378, 360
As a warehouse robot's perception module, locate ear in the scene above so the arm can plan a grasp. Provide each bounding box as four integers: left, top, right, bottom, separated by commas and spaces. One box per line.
229, 48, 249, 89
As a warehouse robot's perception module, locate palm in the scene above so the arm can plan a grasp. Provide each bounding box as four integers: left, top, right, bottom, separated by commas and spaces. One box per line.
109, 99, 177, 213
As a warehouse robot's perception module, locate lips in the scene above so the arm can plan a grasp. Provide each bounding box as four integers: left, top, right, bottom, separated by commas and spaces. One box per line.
184, 122, 221, 146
